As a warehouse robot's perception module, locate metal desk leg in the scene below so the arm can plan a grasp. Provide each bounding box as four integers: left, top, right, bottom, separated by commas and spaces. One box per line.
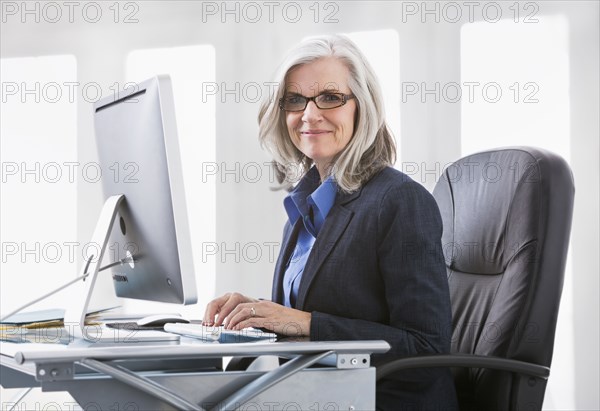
80, 358, 205, 411
212, 350, 335, 411
6, 387, 34, 411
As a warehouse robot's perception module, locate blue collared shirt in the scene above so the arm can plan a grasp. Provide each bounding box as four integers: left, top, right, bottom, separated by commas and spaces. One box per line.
282, 167, 337, 308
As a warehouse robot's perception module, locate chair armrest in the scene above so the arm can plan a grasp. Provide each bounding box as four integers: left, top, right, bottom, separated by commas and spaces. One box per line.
376, 354, 549, 381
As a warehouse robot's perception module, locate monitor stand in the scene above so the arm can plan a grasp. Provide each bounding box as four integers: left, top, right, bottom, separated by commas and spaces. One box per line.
64, 195, 178, 343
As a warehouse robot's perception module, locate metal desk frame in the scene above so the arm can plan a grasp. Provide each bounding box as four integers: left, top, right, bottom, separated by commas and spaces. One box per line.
1, 338, 390, 410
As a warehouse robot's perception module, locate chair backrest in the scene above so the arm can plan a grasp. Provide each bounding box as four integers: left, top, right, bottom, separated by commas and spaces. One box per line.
432, 147, 574, 410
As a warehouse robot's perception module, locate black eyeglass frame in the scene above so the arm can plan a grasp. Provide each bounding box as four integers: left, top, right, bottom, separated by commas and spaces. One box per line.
278, 92, 356, 112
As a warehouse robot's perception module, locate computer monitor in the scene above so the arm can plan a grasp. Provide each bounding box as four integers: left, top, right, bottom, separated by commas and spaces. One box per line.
64, 75, 197, 339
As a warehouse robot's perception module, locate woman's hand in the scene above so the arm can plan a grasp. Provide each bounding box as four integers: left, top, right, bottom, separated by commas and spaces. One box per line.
203, 293, 311, 337
224, 300, 311, 337
203, 292, 258, 326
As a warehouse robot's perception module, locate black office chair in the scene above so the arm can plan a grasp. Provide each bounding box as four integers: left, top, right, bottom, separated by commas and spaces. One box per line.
377, 147, 575, 410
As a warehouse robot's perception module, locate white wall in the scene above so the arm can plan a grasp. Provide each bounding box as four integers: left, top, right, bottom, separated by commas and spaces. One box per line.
1, 1, 598, 410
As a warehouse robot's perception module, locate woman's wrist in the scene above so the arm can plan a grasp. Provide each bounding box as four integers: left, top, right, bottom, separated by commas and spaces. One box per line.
303, 311, 312, 337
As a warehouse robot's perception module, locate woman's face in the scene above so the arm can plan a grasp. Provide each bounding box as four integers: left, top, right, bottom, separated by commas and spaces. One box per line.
284, 57, 356, 174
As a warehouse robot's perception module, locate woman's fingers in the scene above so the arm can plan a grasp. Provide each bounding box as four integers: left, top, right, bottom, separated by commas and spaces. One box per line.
203, 292, 258, 326
203, 293, 230, 325
223, 301, 311, 337
223, 303, 258, 329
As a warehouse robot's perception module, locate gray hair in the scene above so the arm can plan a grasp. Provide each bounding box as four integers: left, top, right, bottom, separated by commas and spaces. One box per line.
258, 34, 396, 193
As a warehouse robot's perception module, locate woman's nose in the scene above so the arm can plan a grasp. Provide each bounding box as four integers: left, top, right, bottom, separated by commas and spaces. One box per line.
302, 100, 323, 122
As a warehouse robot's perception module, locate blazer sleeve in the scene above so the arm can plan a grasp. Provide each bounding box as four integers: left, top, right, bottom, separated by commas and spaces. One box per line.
309, 181, 452, 365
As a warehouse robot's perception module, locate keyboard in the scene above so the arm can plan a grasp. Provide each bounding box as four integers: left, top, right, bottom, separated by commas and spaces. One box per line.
164, 323, 277, 343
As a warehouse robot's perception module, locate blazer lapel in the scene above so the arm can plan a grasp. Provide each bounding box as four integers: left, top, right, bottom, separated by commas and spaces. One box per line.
271, 219, 302, 303
295, 189, 362, 310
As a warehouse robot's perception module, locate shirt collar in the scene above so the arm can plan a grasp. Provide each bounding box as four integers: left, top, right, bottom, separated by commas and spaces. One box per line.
283, 167, 338, 234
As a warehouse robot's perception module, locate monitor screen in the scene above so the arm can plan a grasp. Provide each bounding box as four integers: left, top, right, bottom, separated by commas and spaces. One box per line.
92, 75, 197, 305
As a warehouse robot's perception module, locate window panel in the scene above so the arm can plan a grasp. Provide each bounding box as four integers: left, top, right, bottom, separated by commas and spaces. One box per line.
1, 55, 77, 313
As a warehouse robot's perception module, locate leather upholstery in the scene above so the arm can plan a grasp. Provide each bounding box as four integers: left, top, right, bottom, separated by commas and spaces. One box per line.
432, 147, 575, 410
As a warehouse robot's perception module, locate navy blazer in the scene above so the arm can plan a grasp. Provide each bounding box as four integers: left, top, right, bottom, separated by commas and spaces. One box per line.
272, 167, 458, 410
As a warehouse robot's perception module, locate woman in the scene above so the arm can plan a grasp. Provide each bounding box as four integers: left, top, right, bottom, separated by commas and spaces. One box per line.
203, 34, 457, 410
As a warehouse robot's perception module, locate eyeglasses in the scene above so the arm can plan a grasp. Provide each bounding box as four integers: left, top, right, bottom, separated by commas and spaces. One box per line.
279, 92, 355, 112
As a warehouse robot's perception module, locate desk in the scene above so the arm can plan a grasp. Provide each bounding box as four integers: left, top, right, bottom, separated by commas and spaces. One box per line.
1, 335, 390, 410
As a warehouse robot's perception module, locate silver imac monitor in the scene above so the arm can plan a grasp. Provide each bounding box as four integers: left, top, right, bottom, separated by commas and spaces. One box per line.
92, 75, 197, 305
64, 75, 197, 340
